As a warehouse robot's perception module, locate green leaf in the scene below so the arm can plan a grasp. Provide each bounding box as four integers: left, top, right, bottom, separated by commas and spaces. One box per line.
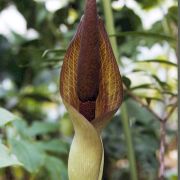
45, 155, 67, 180
130, 83, 153, 90
36, 139, 69, 154
131, 69, 146, 73
27, 121, 59, 136
110, 31, 176, 42
22, 93, 53, 102
0, 108, 17, 127
135, 59, 177, 67
126, 99, 158, 123
167, 6, 178, 24
42, 49, 66, 58
122, 76, 131, 89
10, 139, 45, 173
161, 91, 177, 96
0, 144, 22, 168
135, 0, 162, 9
137, 96, 163, 102
151, 75, 168, 87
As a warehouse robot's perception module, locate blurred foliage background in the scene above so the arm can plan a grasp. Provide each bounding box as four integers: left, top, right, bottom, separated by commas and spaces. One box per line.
0, 0, 177, 180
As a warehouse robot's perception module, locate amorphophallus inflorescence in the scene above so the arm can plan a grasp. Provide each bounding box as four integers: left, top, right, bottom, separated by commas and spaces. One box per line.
60, 0, 123, 179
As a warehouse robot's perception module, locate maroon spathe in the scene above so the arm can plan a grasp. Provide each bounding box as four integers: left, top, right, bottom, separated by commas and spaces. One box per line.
77, 0, 100, 121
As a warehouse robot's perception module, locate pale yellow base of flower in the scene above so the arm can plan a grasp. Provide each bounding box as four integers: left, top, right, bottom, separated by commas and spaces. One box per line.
64, 101, 104, 180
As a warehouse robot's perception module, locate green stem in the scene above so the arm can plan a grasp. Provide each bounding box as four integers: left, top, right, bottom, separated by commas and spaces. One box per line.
101, 0, 119, 62
121, 104, 138, 180
102, 1, 138, 180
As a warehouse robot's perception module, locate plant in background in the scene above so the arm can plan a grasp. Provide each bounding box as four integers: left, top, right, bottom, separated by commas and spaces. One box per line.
60, 0, 123, 179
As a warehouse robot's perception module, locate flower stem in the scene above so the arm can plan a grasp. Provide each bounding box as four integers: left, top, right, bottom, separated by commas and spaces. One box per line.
101, 0, 119, 61
102, 1, 138, 179
121, 103, 138, 180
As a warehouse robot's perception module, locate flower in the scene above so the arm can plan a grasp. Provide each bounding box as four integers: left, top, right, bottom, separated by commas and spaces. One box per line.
60, 0, 123, 179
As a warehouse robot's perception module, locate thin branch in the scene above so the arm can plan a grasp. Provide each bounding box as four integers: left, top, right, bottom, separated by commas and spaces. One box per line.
126, 89, 163, 122
163, 101, 178, 122
158, 101, 177, 180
